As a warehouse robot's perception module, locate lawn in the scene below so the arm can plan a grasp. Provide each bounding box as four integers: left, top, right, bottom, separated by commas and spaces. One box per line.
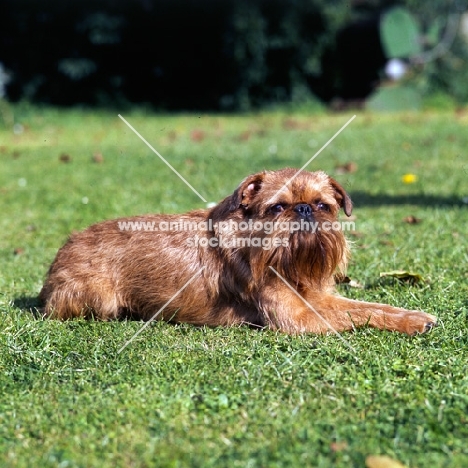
0, 102, 467, 467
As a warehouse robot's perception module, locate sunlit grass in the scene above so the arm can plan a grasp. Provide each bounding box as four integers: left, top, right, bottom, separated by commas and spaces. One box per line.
1, 102, 467, 467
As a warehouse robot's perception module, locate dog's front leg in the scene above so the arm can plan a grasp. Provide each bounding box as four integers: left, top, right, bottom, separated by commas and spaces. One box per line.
299, 293, 437, 335
336, 296, 436, 335
262, 286, 437, 335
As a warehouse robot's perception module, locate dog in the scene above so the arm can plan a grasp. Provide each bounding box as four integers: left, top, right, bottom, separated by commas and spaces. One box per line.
40, 168, 437, 335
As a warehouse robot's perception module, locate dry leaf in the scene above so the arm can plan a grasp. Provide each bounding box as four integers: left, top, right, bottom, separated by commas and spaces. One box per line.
330, 441, 348, 452
334, 273, 348, 284
335, 162, 358, 174
59, 153, 72, 163
236, 131, 251, 142
282, 118, 300, 130
190, 129, 205, 142
366, 454, 407, 468
348, 279, 364, 288
92, 152, 104, 163
403, 215, 421, 224
283, 118, 298, 129
380, 240, 394, 246
380, 270, 424, 284
334, 274, 363, 288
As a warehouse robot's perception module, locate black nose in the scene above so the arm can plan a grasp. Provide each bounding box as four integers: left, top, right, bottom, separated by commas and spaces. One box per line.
294, 203, 313, 219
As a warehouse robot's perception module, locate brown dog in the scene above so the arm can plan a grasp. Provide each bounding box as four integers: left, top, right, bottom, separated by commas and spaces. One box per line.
40, 168, 436, 335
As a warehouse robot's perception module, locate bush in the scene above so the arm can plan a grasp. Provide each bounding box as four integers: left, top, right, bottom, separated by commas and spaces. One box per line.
0, 0, 466, 110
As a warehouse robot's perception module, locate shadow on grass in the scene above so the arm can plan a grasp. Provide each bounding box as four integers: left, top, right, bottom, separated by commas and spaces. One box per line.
12, 296, 43, 318
339, 277, 427, 292
350, 191, 466, 208
11, 295, 172, 322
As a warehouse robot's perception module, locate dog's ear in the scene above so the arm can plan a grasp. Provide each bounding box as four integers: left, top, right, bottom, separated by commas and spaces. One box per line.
329, 177, 353, 217
210, 172, 265, 221
225, 172, 265, 211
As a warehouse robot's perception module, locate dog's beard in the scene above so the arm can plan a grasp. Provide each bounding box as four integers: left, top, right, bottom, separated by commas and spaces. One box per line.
211, 209, 349, 290
247, 225, 348, 289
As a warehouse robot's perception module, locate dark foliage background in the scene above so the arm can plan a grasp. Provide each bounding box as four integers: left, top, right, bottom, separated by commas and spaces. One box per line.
0, 0, 466, 110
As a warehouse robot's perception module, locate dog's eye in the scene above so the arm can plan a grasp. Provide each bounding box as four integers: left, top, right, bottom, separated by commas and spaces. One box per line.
317, 202, 330, 212
270, 204, 285, 214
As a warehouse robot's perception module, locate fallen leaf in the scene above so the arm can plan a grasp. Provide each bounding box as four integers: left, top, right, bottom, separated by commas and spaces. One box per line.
334, 273, 348, 284
403, 215, 421, 224
190, 129, 205, 142
349, 279, 364, 288
335, 162, 358, 174
334, 274, 364, 288
379, 270, 424, 284
59, 153, 72, 163
236, 131, 251, 141
92, 152, 104, 163
330, 441, 348, 452
380, 240, 394, 246
366, 454, 407, 468
282, 118, 300, 130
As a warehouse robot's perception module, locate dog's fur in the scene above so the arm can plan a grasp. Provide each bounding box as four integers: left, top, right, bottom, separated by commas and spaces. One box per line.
40, 168, 437, 335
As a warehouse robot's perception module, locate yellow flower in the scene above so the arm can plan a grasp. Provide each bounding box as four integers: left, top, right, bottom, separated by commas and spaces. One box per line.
402, 173, 417, 184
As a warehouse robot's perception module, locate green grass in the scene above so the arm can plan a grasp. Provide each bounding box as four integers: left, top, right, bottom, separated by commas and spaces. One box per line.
1, 102, 468, 467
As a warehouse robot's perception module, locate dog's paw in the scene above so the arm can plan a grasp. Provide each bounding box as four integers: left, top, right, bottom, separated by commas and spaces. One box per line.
406, 311, 437, 335
423, 321, 437, 333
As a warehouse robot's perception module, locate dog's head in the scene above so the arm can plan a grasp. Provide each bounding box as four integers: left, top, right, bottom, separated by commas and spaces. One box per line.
210, 168, 352, 286
229, 168, 351, 216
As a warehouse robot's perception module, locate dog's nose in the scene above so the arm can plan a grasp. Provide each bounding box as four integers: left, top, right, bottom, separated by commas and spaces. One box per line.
294, 203, 313, 219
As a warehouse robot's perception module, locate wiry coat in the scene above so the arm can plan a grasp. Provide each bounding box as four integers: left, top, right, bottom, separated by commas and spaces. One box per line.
40, 168, 436, 335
